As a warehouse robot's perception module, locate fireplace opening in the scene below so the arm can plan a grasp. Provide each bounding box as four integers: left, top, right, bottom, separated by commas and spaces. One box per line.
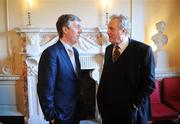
79, 69, 96, 121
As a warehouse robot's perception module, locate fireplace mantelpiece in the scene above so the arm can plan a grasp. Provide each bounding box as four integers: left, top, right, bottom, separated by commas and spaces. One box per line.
15, 27, 108, 124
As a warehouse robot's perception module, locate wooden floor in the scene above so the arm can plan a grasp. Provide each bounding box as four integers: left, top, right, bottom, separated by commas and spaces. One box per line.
0, 116, 25, 124
80, 120, 180, 124
0, 118, 179, 124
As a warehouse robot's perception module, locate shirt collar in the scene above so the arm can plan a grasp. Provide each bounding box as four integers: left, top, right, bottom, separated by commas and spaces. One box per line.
114, 38, 129, 53
118, 38, 128, 48
60, 39, 73, 51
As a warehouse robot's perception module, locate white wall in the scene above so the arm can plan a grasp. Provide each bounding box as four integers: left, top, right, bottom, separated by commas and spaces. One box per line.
6, 0, 130, 29
0, 0, 180, 74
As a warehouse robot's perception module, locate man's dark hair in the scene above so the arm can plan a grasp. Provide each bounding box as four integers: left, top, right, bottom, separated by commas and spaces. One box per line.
56, 14, 81, 38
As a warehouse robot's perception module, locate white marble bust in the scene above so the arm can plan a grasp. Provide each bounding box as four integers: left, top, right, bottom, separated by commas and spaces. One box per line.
151, 21, 168, 50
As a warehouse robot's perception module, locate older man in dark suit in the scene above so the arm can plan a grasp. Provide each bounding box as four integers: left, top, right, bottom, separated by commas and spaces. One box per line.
97, 14, 155, 124
37, 14, 82, 124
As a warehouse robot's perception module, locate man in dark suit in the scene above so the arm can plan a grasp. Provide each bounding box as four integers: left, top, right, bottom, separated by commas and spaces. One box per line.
37, 14, 82, 124
97, 14, 156, 124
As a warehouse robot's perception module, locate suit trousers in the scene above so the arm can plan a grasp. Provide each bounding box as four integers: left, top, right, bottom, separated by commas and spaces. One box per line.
101, 108, 148, 124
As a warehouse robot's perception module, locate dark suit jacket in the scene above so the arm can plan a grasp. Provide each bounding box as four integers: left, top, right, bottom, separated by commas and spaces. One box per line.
37, 40, 81, 124
97, 39, 155, 124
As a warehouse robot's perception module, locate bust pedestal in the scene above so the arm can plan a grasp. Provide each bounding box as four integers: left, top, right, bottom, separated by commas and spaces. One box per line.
155, 49, 169, 72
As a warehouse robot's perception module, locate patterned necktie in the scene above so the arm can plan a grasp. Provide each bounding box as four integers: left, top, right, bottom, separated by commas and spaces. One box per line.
112, 46, 120, 62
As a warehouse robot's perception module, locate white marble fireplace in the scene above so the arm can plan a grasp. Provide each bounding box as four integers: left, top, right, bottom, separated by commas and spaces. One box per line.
15, 27, 108, 124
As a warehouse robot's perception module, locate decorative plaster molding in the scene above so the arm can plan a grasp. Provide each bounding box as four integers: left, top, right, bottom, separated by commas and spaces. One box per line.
16, 27, 108, 56
155, 67, 180, 79
26, 57, 39, 76
0, 75, 21, 81
15, 27, 107, 33
0, 64, 21, 81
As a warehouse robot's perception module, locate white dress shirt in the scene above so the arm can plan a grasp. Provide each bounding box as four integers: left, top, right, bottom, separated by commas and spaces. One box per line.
61, 40, 77, 73
113, 39, 129, 55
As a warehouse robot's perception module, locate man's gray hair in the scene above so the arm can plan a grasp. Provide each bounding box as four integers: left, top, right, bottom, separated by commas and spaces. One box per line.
110, 14, 131, 35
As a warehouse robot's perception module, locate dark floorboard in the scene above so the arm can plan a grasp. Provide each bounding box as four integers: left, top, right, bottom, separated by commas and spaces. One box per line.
151, 120, 179, 124
0, 116, 24, 124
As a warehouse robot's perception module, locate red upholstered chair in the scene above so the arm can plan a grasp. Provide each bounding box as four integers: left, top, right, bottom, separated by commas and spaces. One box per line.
161, 77, 180, 113
150, 80, 178, 121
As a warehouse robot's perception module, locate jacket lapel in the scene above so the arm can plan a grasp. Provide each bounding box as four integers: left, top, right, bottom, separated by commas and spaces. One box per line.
73, 47, 81, 78
57, 41, 77, 77
107, 44, 114, 64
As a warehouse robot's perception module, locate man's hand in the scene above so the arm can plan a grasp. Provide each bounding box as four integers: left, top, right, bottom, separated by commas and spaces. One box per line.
50, 119, 55, 124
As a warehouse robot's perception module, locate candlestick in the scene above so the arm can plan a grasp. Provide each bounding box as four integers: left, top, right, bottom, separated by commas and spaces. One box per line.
27, 11, 31, 26
27, 0, 31, 26
104, 0, 109, 25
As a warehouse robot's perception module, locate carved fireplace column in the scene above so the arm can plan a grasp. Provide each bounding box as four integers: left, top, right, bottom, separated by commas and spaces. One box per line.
16, 27, 48, 124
